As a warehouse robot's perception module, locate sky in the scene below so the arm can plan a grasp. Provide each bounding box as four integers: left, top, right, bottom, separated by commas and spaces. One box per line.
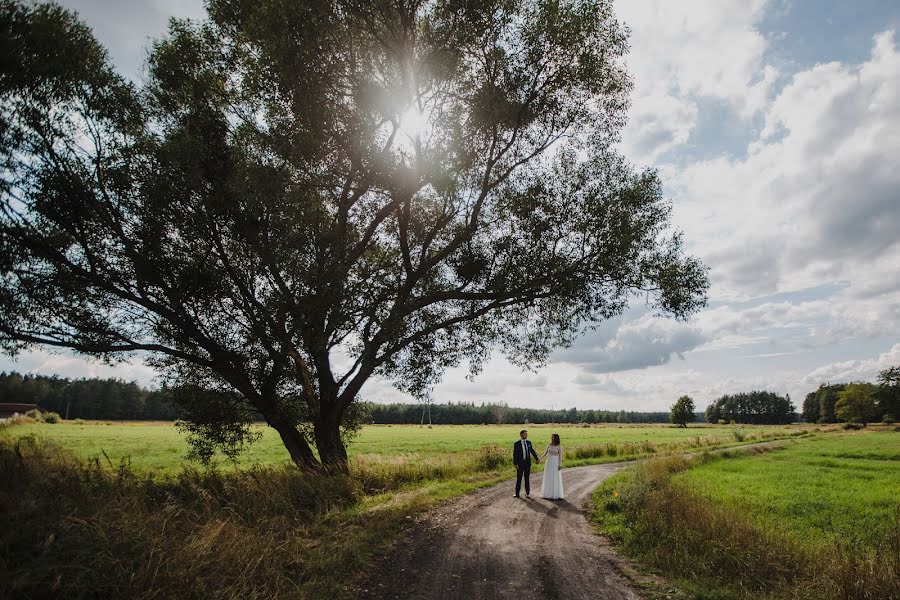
3, 0, 899, 412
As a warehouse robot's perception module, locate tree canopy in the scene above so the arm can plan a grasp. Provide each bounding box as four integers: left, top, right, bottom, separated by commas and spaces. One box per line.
703, 391, 795, 425
669, 395, 695, 428
835, 383, 877, 426
0, 0, 708, 470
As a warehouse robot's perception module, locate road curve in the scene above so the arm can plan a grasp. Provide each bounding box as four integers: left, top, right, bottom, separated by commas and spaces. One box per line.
357, 462, 641, 600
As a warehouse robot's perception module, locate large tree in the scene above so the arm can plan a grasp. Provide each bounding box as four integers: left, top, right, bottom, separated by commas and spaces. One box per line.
704, 390, 795, 425
670, 395, 695, 428
0, 0, 708, 470
835, 383, 877, 426
876, 365, 899, 422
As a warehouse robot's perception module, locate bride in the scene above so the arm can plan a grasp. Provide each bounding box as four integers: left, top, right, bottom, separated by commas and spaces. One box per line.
539, 433, 564, 500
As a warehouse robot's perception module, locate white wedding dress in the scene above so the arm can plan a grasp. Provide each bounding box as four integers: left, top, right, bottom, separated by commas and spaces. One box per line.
540, 445, 564, 499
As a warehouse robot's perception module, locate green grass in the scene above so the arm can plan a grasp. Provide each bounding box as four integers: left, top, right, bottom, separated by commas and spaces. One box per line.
591, 429, 900, 600
673, 431, 900, 548
0, 420, 813, 473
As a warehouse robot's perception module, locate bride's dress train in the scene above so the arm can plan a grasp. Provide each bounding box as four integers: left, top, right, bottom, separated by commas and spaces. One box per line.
540, 445, 564, 499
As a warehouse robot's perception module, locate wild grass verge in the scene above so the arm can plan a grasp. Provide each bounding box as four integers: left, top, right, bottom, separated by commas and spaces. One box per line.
564, 425, 815, 464
0, 436, 513, 599
591, 445, 900, 600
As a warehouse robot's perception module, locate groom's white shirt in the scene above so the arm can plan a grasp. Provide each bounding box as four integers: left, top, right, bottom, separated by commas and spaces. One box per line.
521, 439, 527, 460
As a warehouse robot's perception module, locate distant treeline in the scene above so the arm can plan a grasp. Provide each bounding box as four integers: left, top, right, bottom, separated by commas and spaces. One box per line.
703, 365, 900, 425
363, 402, 679, 425
801, 380, 898, 424
0, 372, 177, 420
1, 372, 683, 424
6, 369, 897, 426
703, 391, 796, 425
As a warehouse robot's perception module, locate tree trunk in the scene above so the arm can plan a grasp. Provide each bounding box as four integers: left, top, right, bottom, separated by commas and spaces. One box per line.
270, 419, 319, 471
314, 411, 349, 473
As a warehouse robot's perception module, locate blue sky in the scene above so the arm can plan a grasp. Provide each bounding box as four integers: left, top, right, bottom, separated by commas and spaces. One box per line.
2, 0, 898, 412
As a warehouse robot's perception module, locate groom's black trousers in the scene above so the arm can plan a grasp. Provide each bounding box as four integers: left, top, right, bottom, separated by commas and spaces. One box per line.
515, 462, 531, 496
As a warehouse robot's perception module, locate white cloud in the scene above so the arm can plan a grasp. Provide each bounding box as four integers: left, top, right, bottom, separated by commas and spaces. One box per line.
0, 349, 157, 386
60, 0, 206, 80
616, 0, 776, 163
555, 311, 706, 373
670, 30, 900, 301
802, 343, 900, 385
623, 94, 698, 163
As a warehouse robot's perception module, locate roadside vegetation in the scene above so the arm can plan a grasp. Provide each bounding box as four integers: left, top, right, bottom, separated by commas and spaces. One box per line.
1, 421, 813, 598
591, 429, 900, 600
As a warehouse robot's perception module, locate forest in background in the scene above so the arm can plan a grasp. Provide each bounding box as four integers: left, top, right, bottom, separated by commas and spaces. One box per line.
5, 370, 896, 426
0, 372, 676, 424
1, 372, 177, 420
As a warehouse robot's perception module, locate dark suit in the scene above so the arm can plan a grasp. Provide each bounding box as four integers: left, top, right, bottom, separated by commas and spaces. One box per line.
512, 439, 540, 496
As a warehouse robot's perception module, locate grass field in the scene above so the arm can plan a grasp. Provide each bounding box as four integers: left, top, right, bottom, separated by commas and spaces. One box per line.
592, 429, 900, 599
0, 420, 813, 473
674, 431, 900, 548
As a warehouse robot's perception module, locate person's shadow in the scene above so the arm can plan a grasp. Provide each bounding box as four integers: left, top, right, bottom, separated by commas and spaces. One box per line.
521, 497, 580, 517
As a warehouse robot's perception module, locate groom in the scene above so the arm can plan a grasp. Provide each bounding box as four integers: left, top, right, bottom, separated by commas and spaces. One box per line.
513, 429, 541, 498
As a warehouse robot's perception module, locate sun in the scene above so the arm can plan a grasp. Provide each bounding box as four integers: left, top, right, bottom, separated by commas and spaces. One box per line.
400, 106, 428, 138
387, 102, 434, 160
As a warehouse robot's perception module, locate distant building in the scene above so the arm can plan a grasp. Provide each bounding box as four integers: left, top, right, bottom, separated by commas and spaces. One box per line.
0, 403, 42, 419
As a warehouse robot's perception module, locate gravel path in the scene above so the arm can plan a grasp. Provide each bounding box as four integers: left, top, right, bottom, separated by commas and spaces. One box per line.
357, 461, 641, 600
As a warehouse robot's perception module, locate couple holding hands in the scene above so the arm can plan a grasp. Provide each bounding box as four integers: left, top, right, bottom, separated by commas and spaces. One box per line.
512, 429, 564, 500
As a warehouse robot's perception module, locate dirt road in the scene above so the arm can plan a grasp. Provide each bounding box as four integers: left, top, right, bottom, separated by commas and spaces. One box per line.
357, 461, 641, 600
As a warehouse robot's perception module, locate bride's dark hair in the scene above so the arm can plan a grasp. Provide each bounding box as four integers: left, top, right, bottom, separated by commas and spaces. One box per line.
551, 433, 560, 446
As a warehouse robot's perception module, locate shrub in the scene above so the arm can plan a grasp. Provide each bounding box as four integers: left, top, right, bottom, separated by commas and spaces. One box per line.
882, 414, 895, 425
571, 444, 612, 459
474, 445, 507, 471
18, 409, 60, 423
842, 422, 864, 430
732, 430, 746, 442
0, 414, 36, 429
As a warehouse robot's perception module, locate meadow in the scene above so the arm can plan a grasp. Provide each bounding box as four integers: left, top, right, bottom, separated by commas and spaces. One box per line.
674, 432, 900, 548
592, 429, 900, 600
0, 420, 812, 473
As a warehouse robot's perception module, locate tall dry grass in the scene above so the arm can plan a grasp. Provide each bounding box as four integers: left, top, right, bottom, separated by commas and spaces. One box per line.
596, 448, 900, 600
0, 437, 516, 598
566, 426, 810, 463
349, 444, 508, 493
1, 435, 364, 598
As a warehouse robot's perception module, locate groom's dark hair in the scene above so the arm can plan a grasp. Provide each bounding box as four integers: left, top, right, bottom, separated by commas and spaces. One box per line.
520, 430, 527, 435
